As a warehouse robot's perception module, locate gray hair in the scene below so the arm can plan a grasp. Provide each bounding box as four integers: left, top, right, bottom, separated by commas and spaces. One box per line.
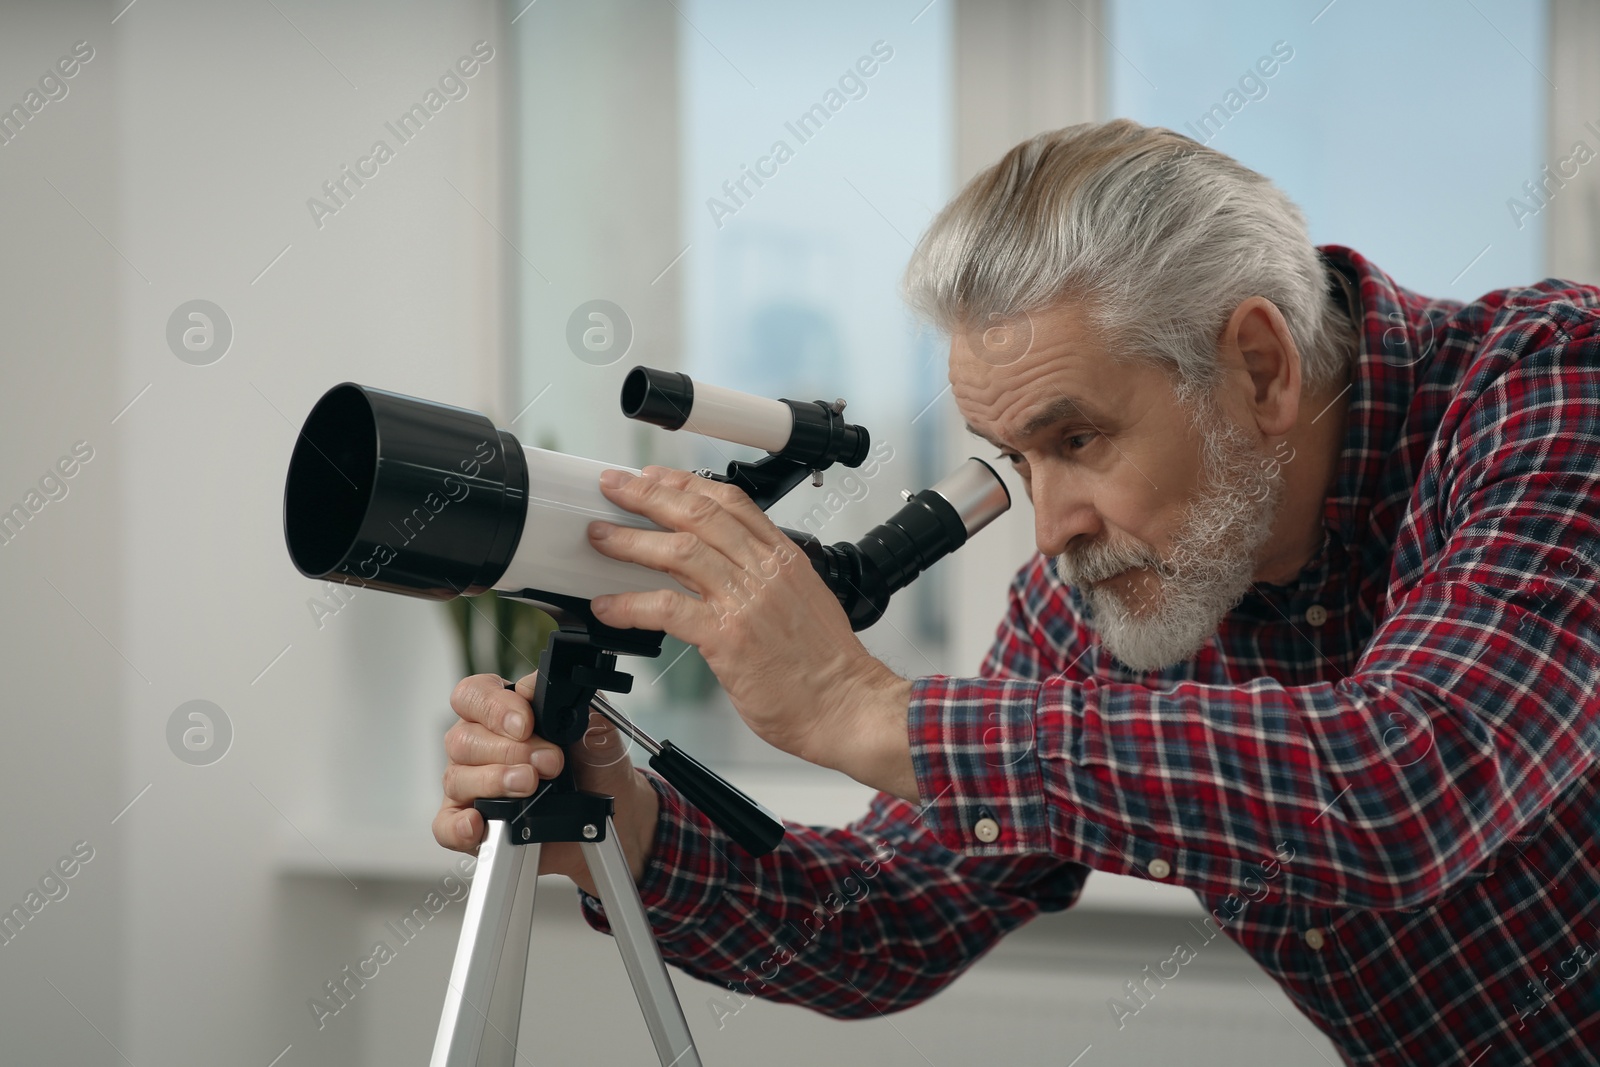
903, 120, 1355, 402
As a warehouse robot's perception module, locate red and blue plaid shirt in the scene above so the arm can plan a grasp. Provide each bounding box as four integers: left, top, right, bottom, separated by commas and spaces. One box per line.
581, 246, 1600, 1066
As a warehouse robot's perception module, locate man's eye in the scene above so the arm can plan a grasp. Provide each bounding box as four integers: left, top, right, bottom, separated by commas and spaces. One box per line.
996, 451, 1024, 465
1064, 432, 1096, 452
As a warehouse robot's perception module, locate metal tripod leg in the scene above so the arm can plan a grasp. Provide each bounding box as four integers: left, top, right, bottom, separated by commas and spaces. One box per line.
432, 820, 540, 1067
581, 817, 702, 1067
431, 816, 702, 1067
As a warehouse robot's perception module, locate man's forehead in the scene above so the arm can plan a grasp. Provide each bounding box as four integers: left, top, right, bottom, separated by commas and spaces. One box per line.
948, 301, 1096, 382
960, 392, 1110, 444
949, 315, 1113, 440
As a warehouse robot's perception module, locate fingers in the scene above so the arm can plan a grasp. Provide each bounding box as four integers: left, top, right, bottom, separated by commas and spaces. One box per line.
433, 801, 482, 853
590, 587, 706, 640
451, 673, 532, 740
597, 468, 787, 563
588, 524, 734, 597
436, 717, 567, 855
445, 721, 564, 776
641, 466, 791, 548
443, 760, 541, 805
437, 673, 634, 859
592, 469, 804, 617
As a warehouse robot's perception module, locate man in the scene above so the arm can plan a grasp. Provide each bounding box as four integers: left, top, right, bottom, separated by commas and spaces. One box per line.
435, 119, 1600, 1065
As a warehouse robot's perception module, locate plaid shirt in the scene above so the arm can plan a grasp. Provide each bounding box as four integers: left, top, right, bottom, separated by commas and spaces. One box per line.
580, 246, 1600, 1066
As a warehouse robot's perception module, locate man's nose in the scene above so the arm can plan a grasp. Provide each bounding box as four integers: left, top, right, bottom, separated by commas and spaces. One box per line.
1030, 475, 1100, 558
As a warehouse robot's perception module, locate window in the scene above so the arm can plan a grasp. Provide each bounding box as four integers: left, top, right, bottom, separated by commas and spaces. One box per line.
1107, 0, 1548, 297
513, 1, 956, 720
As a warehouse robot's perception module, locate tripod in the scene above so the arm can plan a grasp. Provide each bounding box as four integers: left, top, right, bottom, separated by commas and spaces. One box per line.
430, 620, 784, 1067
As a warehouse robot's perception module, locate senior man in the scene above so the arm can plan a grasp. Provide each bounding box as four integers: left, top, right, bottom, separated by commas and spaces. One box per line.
435, 119, 1600, 1065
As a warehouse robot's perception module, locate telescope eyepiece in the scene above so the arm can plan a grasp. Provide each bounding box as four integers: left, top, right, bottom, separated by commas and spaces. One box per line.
788, 458, 1010, 631
620, 367, 693, 432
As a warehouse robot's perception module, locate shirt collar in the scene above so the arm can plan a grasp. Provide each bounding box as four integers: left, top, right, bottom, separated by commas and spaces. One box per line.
1313, 245, 1440, 550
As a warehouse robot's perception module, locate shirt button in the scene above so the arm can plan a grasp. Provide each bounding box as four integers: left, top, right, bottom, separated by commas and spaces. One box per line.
1304, 928, 1326, 950
974, 817, 1000, 843
1305, 604, 1328, 626
1147, 858, 1171, 879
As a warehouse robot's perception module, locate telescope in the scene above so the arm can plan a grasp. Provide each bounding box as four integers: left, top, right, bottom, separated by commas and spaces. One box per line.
280, 367, 1010, 1066
284, 366, 1008, 630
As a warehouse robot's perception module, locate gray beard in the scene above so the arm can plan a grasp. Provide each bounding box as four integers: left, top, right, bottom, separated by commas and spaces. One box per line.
1052, 393, 1284, 672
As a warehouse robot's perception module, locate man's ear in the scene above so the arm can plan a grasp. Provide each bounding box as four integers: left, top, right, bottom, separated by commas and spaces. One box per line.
1222, 296, 1300, 437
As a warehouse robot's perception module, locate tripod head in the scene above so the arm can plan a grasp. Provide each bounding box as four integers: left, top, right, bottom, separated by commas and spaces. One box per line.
476, 622, 787, 857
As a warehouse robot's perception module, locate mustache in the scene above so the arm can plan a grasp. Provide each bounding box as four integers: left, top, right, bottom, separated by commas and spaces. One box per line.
1053, 394, 1263, 590
1053, 533, 1162, 585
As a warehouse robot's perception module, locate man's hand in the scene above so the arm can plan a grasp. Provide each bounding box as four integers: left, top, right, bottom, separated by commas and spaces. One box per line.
432, 672, 661, 895
585, 466, 919, 801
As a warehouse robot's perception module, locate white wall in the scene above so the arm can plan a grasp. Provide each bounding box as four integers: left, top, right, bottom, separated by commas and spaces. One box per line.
111, 1, 509, 1061
0, 0, 506, 1063
0, 4, 124, 1063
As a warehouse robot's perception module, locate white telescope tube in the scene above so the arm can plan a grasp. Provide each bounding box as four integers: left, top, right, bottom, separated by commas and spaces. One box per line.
620, 367, 796, 454
681, 381, 793, 453
681, 382, 793, 454
493, 448, 689, 601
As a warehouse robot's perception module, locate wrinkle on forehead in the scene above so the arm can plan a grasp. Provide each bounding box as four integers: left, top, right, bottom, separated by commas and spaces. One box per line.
964, 393, 1107, 446
950, 335, 1101, 444
947, 299, 1112, 435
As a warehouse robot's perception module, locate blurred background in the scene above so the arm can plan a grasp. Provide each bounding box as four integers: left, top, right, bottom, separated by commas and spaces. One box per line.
1, 0, 1592, 1064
